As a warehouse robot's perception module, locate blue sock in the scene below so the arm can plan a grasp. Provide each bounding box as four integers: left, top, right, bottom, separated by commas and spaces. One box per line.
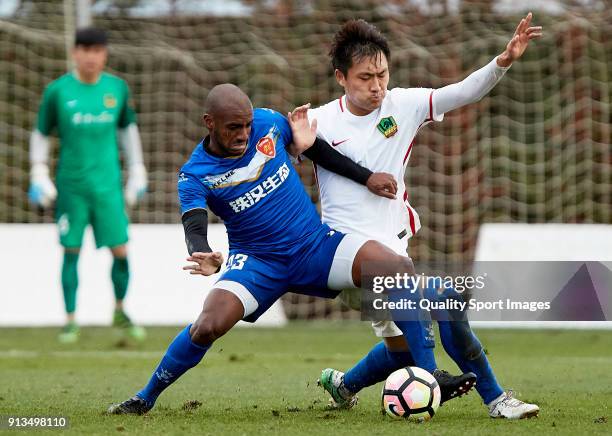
137, 325, 209, 407
343, 342, 414, 393
438, 321, 504, 404
387, 288, 437, 372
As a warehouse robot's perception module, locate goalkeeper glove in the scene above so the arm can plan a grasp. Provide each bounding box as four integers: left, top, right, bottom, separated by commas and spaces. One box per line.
29, 163, 57, 208
125, 163, 147, 207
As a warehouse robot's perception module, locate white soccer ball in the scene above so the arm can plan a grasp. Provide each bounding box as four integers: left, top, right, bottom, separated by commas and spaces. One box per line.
381, 366, 441, 421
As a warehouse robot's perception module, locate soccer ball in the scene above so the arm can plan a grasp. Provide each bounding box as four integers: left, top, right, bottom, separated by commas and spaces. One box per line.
381, 366, 441, 421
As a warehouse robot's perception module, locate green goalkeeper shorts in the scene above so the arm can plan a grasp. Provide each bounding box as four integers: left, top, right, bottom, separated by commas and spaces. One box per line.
55, 188, 129, 249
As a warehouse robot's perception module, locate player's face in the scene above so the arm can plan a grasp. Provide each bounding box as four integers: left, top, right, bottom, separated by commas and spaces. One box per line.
72, 45, 107, 80
336, 52, 389, 116
205, 108, 253, 157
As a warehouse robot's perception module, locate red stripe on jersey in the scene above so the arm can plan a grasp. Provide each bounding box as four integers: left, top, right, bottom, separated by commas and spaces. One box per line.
339, 96, 344, 112
403, 139, 415, 165
403, 191, 416, 235
407, 207, 416, 235
428, 90, 434, 121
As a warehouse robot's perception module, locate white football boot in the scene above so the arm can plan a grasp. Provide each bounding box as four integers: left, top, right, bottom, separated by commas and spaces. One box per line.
488, 390, 539, 419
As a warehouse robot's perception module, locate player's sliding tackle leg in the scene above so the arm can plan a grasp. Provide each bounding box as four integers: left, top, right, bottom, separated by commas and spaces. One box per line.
107, 288, 243, 415
319, 241, 476, 409
426, 286, 539, 419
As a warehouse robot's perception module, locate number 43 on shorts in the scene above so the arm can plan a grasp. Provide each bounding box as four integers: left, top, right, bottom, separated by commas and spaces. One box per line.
226, 254, 248, 270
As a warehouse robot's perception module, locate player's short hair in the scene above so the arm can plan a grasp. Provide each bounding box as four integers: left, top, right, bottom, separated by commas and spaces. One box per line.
329, 19, 390, 75
74, 27, 108, 47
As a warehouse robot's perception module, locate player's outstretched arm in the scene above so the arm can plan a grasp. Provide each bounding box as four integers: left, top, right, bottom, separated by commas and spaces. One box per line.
433, 12, 542, 116
287, 104, 397, 199
181, 209, 223, 276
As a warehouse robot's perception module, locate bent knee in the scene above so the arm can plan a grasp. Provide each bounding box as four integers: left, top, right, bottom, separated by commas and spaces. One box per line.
190, 318, 227, 345
383, 253, 415, 275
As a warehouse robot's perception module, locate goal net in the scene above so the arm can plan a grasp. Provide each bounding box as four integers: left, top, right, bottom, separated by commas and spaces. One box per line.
1, 0, 609, 320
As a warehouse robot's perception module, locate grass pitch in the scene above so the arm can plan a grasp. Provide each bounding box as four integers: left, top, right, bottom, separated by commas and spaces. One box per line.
0, 322, 610, 435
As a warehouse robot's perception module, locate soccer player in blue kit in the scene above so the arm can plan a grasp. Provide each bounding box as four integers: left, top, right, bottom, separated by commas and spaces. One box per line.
108, 84, 473, 415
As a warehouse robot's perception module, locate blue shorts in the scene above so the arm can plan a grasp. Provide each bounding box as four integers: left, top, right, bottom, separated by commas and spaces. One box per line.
215, 225, 344, 322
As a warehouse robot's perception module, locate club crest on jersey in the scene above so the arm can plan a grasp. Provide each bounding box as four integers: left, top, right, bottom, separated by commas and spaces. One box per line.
103, 94, 117, 108
256, 137, 276, 158
377, 116, 398, 138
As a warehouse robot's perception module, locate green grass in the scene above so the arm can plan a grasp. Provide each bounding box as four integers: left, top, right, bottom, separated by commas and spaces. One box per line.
0, 323, 610, 435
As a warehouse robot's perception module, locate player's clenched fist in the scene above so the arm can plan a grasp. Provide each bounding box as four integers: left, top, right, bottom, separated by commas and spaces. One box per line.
366, 172, 397, 199
183, 252, 224, 276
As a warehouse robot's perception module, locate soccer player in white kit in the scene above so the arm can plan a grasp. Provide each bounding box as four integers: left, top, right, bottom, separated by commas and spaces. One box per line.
307, 14, 541, 419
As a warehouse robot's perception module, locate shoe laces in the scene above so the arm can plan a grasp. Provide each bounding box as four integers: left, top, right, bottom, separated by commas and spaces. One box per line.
498, 390, 523, 408
433, 369, 451, 381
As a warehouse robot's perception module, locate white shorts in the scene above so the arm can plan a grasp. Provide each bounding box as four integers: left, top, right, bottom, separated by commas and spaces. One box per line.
329, 233, 408, 338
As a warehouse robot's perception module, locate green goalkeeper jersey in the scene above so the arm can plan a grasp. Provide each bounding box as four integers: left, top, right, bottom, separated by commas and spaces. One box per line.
36, 71, 136, 193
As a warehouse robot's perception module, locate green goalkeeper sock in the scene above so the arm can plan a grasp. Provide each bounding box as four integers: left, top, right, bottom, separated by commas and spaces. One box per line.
112, 257, 130, 301
61, 251, 79, 314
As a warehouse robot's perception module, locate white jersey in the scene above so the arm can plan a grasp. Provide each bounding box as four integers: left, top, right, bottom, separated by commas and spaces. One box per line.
308, 88, 443, 253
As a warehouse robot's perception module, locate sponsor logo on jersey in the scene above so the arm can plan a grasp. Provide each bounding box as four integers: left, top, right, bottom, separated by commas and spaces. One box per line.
66, 99, 78, 108
178, 172, 189, 183
103, 94, 117, 108
228, 163, 290, 213
204, 169, 237, 189
71, 111, 114, 125
377, 116, 398, 138
256, 137, 275, 158
203, 125, 280, 189
331, 138, 349, 147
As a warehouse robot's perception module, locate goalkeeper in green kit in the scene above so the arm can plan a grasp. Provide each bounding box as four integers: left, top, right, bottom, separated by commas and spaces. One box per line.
29, 28, 146, 343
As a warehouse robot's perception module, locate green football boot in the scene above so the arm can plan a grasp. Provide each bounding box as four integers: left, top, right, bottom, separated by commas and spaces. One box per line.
318, 368, 358, 409
113, 309, 146, 341
57, 321, 80, 344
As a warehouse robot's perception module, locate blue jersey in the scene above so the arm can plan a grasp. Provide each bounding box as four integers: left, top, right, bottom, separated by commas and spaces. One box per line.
178, 108, 322, 254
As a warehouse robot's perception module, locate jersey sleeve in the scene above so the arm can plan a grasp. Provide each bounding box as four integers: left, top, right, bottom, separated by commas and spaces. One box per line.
118, 81, 137, 128
177, 171, 209, 215
391, 87, 444, 125
36, 83, 58, 135
274, 111, 293, 147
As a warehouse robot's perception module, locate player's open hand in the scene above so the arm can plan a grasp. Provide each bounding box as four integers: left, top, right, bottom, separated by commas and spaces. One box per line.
366, 172, 397, 199
498, 12, 542, 67
183, 251, 224, 276
287, 103, 318, 155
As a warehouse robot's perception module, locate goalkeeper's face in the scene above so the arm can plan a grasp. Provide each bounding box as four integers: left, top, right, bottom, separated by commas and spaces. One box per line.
336, 52, 389, 116
73, 45, 107, 79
